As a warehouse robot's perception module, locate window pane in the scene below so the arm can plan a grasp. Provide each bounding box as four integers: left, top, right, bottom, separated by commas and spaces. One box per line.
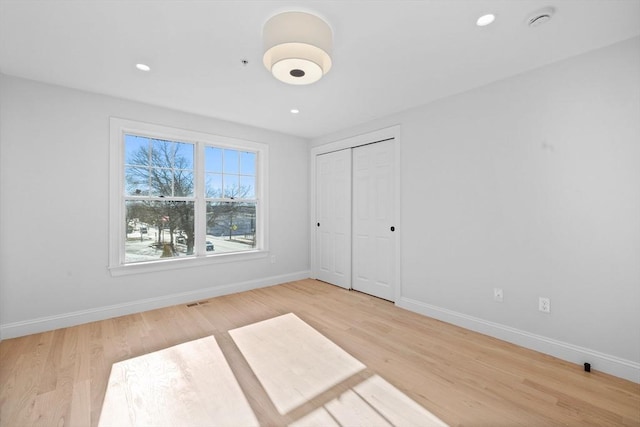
206, 173, 223, 198
173, 170, 194, 197
223, 174, 239, 198
223, 149, 239, 174
206, 202, 256, 253
125, 200, 195, 263
240, 151, 256, 175
149, 139, 193, 168
205, 146, 223, 172
125, 166, 150, 196
150, 139, 171, 167
125, 135, 149, 166
174, 142, 194, 169
240, 175, 256, 198
149, 168, 174, 197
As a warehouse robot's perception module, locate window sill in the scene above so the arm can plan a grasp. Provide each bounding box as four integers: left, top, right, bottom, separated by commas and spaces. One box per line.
108, 250, 269, 277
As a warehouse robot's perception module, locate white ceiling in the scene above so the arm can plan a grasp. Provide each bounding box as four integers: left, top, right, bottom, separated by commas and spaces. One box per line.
1, 0, 639, 139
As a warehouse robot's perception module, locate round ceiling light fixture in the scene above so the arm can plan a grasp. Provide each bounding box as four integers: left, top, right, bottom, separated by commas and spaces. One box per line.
263, 11, 332, 85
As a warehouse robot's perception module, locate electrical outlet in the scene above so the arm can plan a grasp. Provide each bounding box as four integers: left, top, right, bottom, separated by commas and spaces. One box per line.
539, 297, 550, 313
493, 288, 503, 302
270, 255, 277, 264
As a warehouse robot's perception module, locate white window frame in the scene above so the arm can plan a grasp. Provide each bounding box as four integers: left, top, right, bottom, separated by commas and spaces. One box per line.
109, 118, 269, 276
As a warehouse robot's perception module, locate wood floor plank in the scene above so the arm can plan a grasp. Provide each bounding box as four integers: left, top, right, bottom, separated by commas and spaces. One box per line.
69, 379, 91, 427
1, 279, 639, 427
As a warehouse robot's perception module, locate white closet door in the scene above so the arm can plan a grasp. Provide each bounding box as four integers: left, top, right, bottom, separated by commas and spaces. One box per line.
315, 149, 351, 289
352, 139, 396, 301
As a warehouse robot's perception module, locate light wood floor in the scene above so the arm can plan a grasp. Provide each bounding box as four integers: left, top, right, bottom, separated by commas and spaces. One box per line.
1, 279, 639, 426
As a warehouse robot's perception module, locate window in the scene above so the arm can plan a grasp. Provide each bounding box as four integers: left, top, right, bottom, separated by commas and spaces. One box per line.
110, 118, 268, 275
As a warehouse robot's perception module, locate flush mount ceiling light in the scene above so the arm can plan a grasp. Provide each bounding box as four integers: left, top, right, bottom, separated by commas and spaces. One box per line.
263, 11, 332, 85
135, 63, 151, 72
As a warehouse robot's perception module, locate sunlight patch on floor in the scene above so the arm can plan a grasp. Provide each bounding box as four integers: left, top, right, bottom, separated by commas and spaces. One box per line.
231, 313, 447, 426
229, 312, 367, 415
98, 336, 258, 427
290, 375, 448, 427
98, 313, 447, 426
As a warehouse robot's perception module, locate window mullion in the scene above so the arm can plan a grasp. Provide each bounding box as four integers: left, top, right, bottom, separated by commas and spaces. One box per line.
195, 141, 206, 256
117, 130, 127, 265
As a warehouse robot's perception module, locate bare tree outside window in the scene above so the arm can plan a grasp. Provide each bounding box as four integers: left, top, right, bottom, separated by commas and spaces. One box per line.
124, 136, 196, 261
122, 134, 259, 263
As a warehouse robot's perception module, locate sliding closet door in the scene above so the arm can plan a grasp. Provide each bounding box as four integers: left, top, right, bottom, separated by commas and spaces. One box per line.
352, 139, 396, 301
315, 149, 351, 289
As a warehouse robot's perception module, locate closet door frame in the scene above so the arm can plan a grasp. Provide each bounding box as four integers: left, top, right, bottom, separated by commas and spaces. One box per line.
310, 125, 402, 303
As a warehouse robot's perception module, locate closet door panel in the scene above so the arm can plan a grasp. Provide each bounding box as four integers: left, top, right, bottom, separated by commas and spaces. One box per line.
315, 149, 351, 289
352, 140, 395, 301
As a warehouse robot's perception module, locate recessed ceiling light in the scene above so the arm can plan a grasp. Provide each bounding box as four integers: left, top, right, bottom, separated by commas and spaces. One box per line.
476, 14, 496, 27
290, 108, 300, 114
135, 63, 151, 72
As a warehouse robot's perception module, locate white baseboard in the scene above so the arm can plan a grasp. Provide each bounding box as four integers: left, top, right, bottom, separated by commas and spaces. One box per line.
0, 271, 310, 340
397, 296, 640, 384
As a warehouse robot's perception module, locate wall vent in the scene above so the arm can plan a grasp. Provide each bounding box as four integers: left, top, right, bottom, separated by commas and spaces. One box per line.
186, 300, 210, 307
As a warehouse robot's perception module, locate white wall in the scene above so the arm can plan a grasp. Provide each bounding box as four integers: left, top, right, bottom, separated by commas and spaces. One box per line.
0, 75, 310, 338
311, 37, 640, 381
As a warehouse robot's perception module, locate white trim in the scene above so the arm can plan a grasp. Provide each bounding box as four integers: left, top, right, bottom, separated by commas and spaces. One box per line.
108, 250, 268, 276
109, 117, 269, 275
397, 296, 640, 383
310, 126, 400, 156
392, 129, 403, 303
310, 125, 402, 301
0, 271, 310, 340
195, 140, 206, 255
